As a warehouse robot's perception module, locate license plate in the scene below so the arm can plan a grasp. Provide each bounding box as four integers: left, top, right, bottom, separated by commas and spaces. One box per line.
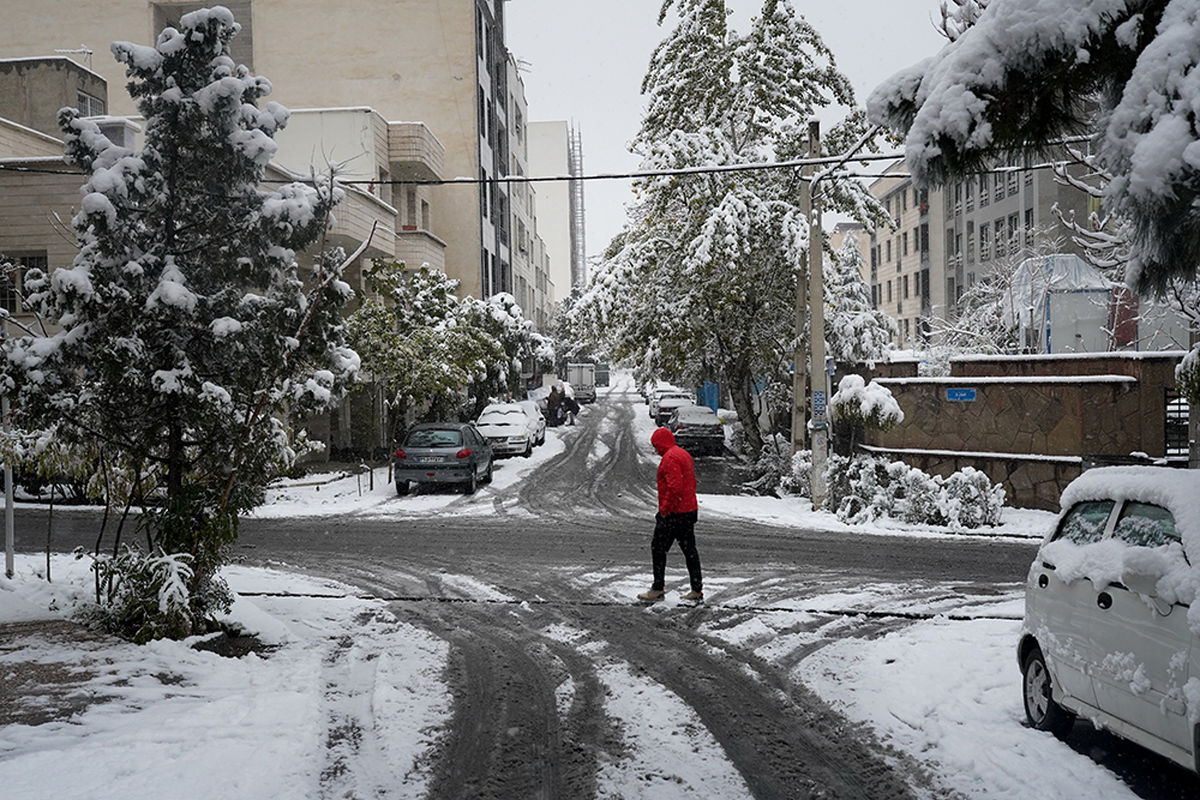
416, 456, 441, 464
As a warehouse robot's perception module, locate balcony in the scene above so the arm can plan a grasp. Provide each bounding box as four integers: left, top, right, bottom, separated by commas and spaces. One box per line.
387, 122, 445, 183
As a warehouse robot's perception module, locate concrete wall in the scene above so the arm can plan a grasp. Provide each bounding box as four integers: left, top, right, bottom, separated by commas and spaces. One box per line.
0, 58, 107, 137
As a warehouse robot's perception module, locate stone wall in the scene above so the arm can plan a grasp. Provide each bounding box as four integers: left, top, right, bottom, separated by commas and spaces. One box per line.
858, 352, 1187, 509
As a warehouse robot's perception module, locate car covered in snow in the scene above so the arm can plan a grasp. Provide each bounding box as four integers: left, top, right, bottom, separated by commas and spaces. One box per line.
1019, 466, 1200, 773
475, 402, 539, 457
652, 391, 695, 425
393, 423, 492, 495
666, 405, 724, 455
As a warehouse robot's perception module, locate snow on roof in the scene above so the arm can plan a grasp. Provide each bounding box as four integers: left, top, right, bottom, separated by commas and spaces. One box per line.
860, 444, 1083, 464
875, 375, 1137, 385
1060, 466, 1200, 528
952, 350, 1188, 363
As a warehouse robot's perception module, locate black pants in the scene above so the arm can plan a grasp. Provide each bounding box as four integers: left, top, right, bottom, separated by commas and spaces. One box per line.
651, 510, 702, 592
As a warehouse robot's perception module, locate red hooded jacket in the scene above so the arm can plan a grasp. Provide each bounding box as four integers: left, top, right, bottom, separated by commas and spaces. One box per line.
651, 427, 698, 515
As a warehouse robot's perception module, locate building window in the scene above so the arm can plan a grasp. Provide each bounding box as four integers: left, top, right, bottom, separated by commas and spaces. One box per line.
980, 225, 991, 261
994, 219, 1006, 258
994, 174, 1005, 202
979, 174, 990, 207
886, 240, 892, 262
154, 2, 253, 69
887, 281, 892, 303
901, 191, 908, 212
76, 90, 105, 117
902, 232, 908, 256
919, 224, 928, 253
1024, 208, 1034, 244
405, 188, 417, 228
1007, 213, 1019, 250
965, 178, 974, 212
903, 274, 910, 299
0, 253, 44, 313
1007, 169, 1019, 196
422, 200, 431, 230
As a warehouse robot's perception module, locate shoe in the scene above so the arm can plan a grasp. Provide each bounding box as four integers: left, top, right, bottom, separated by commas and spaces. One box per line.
680, 590, 704, 601
637, 589, 665, 601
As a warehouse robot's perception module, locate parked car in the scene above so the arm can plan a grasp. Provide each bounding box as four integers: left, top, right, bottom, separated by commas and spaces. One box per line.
516, 399, 547, 446
1019, 466, 1200, 773
666, 405, 724, 455
476, 402, 538, 457
650, 387, 691, 420
393, 422, 492, 495
654, 392, 696, 425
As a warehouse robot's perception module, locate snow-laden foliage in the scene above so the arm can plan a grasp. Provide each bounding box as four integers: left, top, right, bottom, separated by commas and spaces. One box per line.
575, 0, 884, 454
347, 261, 552, 431
868, 0, 1200, 294
825, 234, 897, 363
3, 8, 357, 636
791, 454, 1005, 528
79, 545, 221, 643
829, 375, 903, 430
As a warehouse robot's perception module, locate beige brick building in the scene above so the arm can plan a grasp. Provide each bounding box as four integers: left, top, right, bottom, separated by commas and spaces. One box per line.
0, 0, 554, 311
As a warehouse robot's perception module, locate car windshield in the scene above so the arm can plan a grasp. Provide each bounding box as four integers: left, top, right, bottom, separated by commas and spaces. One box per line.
405, 429, 462, 448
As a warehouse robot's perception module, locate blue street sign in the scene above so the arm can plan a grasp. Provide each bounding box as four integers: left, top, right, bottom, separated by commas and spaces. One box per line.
813, 389, 826, 416
946, 387, 977, 402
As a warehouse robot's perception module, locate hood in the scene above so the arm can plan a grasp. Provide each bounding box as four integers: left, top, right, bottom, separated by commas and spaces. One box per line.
651, 427, 676, 455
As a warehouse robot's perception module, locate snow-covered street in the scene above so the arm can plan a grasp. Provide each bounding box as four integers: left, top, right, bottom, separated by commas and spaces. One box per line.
3, 377, 1190, 799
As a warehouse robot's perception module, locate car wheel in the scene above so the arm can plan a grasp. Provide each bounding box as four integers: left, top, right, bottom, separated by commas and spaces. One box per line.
464, 468, 478, 494
523, 441, 532, 458
484, 459, 494, 484
396, 480, 409, 496
1022, 648, 1074, 735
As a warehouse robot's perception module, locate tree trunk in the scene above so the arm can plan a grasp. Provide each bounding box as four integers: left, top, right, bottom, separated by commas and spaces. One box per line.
729, 372, 764, 456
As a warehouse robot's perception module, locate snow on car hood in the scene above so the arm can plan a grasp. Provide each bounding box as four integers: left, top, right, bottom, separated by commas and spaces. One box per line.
1041, 466, 1200, 619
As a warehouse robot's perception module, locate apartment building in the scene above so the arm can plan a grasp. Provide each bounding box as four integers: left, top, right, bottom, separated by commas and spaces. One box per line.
527, 120, 586, 301
869, 162, 947, 348
0, 0, 552, 313
869, 155, 1092, 349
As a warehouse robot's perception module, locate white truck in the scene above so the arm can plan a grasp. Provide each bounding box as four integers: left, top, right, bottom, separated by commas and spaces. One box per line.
567, 362, 597, 403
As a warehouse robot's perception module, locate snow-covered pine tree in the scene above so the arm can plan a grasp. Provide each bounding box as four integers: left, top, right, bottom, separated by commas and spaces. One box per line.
5, 7, 358, 633
825, 233, 897, 364
584, 0, 878, 454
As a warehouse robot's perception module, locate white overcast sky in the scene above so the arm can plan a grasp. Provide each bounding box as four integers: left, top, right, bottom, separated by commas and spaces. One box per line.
506, 0, 947, 261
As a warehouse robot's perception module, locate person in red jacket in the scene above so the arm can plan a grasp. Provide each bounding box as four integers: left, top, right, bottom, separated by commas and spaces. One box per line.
638, 427, 704, 602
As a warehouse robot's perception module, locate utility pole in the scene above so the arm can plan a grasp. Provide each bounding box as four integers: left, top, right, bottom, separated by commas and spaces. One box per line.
806, 121, 829, 509
790, 141, 813, 459
3, 315, 11, 578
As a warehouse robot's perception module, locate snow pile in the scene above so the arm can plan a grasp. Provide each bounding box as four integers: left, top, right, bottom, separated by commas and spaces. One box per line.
822, 455, 1005, 529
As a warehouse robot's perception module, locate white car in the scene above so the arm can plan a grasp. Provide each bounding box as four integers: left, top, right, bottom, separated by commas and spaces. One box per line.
649, 387, 689, 420
1019, 466, 1200, 773
475, 403, 538, 457
516, 399, 547, 446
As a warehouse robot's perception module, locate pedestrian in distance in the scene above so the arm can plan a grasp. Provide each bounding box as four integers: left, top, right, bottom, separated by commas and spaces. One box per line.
546, 385, 561, 427
563, 393, 580, 426
638, 427, 704, 603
